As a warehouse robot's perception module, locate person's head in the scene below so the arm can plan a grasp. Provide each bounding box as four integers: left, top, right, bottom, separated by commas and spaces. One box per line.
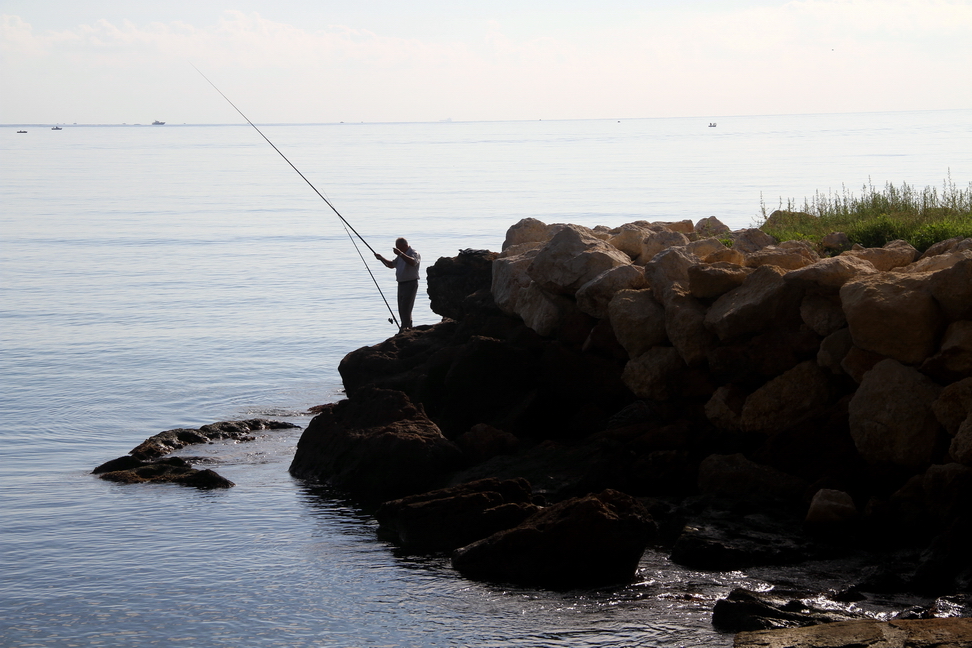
395, 237, 408, 252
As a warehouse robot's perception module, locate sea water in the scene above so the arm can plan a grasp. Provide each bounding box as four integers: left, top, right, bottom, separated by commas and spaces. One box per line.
1, 111, 970, 647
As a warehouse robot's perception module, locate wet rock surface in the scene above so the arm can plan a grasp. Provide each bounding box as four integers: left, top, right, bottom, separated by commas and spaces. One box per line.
93, 418, 298, 488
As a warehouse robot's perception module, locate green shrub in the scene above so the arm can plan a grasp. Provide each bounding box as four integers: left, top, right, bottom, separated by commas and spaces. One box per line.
757, 174, 972, 253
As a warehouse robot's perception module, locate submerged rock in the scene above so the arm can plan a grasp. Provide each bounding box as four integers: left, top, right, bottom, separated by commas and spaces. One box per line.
93, 417, 297, 489
712, 587, 868, 632
93, 456, 234, 489
130, 418, 299, 461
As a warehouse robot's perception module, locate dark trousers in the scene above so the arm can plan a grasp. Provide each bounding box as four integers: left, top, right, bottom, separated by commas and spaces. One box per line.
397, 279, 418, 330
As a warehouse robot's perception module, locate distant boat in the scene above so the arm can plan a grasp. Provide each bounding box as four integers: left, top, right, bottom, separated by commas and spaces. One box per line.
51, 126, 62, 130
708, 122, 717, 127
17, 130, 27, 133
152, 121, 165, 125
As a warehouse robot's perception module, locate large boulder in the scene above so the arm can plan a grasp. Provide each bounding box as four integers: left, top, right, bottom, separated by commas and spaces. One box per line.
739, 361, 833, 434
608, 223, 651, 259
784, 255, 879, 292
426, 249, 498, 320
804, 488, 858, 526
575, 264, 648, 320
697, 453, 808, 505
638, 229, 689, 263
695, 216, 731, 237
288, 387, 462, 502
514, 282, 575, 337
643, 246, 701, 304
933, 377, 972, 436
745, 244, 816, 270
800, 293, 847, 337
840, 273, 944, 365
922, 320, 972, 381
374, 478, 538, 552
502, 217, 557, 250
607, 289, 667, 358
527, 225, 632, 296
665, 292, 716, 367
925, 251, 972, 322
848, 359, 943, 468
729, 228, 775, 254
705, 265, 803, 340
622, 346, 686, 401
950, 414, 972, 465
491, 249, 537, 315
688, 262, 753, 299
451, 489, 655, 588
841, 239, 918, 271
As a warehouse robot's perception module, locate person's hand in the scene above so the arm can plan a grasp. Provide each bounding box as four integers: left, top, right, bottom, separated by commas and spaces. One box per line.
393, 247, 401, 256
374, 252, 382, 260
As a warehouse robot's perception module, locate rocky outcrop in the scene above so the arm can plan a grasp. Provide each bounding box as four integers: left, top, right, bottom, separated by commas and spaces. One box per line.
93, 418, 298, 488
289, 387, 462, 503
451, 489, 655, 588
292, 217, 972, 596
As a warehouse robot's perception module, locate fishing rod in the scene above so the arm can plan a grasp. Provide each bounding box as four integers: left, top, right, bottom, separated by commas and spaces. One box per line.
191, 64, 399, 327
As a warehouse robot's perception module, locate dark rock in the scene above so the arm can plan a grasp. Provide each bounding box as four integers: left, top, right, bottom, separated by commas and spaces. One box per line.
130, 418, 298, 460
94, 456, 234, 489
426, 248, 498, 321
375, 478, 538, 552
712, 587, 867, 632
451, 489, 655, 588
670, 513, 814, 570
455, 424, 520, 463
697, 453, 809, 508
288, 387, 462, 503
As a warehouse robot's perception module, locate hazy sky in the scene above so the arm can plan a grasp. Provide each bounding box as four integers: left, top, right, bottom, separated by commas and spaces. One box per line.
2, 0, 970, 124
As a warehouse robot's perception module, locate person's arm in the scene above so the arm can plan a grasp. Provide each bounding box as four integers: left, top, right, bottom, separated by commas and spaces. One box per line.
394, 248, 418, 266
374, 252, 395, 268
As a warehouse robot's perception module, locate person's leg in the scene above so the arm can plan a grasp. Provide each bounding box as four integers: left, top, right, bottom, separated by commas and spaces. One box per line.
398, 279, 418, 330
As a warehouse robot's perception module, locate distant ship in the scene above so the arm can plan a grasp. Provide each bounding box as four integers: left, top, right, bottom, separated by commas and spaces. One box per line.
52, 126, 62, 130
708, 122, 717, 127
17, 130, 27, 133
152, 121, 165, 125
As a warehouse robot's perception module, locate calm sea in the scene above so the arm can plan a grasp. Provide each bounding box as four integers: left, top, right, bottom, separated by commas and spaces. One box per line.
2, 111, 970, 647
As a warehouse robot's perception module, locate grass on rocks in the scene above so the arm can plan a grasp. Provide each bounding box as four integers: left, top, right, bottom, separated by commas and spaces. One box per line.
756, 174, 972, 253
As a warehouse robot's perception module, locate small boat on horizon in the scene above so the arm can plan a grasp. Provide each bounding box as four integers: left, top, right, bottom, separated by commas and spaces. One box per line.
708, 122, 717, 127
152, 121, 165, 125
52, 126, 62, 130
17, 130, 27, 133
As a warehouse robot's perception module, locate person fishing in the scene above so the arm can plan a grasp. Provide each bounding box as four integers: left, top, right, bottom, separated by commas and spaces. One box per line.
193, 65, 410, 331
375, 238, 421, 331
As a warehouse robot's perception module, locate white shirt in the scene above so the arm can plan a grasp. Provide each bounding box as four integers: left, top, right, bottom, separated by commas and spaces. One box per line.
394, 247, 420, 282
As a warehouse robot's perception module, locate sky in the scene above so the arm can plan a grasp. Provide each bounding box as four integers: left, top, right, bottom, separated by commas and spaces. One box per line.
1, 0, 970, 124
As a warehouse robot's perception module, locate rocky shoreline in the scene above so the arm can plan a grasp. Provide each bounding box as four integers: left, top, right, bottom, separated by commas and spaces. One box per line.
288, 215, 972, 642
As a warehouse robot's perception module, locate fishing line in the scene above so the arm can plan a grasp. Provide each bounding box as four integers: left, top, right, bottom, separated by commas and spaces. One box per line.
191, 64, 399, 326
342, 222, 400, 328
